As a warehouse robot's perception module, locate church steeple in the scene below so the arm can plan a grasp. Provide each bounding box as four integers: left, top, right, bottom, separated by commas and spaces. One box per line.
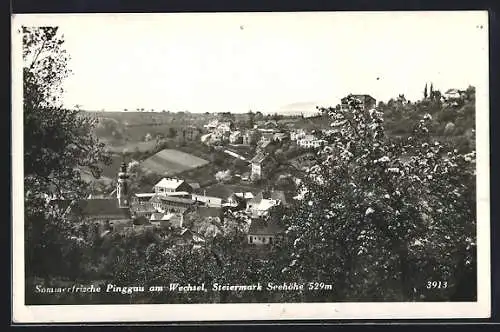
117, 162, 130, 208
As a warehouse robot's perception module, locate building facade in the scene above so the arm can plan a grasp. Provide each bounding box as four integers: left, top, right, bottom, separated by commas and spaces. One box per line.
153, 178, 193, 194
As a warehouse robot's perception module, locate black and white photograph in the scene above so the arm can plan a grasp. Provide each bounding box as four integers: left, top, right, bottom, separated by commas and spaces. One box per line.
12, 11, 490, 322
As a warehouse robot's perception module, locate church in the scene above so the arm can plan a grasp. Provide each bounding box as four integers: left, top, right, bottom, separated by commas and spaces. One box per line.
50, 162, 134, 231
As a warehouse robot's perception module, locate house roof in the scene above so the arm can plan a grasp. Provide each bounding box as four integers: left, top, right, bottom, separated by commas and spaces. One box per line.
151, 195, 195, 205
234, 192, 254, 200
268, 190, 287, 204
196, 206, 222, 218
150, 212, 164, 220
134, 193, 156, 199
154, 177, 185, 190
189, 182, 201, 190
248, 219, 283, 235
251, 152, 268, 164
192, 194, 223, 204
67, 198, 131, 220
249, 190, 286, 205
256, 199, 279, 211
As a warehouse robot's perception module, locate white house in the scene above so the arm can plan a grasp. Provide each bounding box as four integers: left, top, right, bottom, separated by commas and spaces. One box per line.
229, 131, 242, 144
153, 178, 193, 194
204, 119, 219, 130
217, 121, 233, 133
291, 129, 307, 141
297, 135, 326, 149
444, 89, 462, 100
247, 219, 282, 245
192, 193, 223, 207
246, 193, 281, 218
149, 212, 183, 228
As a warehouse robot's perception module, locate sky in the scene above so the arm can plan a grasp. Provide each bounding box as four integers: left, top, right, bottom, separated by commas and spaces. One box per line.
14, 11, 489, 113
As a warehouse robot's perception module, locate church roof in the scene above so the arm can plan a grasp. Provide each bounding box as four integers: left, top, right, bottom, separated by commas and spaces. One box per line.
64, 198, 131, 220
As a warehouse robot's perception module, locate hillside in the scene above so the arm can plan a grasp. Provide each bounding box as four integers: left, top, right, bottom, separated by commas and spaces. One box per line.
141, 149, 210, 176
379, 86, 476, 152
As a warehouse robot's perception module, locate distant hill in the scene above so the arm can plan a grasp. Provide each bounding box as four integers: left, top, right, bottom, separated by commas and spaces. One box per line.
272, 101, 323, 117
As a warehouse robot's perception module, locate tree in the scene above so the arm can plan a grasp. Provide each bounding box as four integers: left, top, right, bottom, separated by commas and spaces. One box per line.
277, 95, 476, 301
429, 83, 434, 98
23, 27, 111, 277
424, 83, 428, 99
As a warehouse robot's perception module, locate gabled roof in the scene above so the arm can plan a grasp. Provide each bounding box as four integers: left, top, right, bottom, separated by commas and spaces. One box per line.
248, 219, 283, 235
150, 212, 164, 221
234, 192, 254, 200
249, 190, 286, 205
251, 152, 268, 164
188, 182, 201, 190
154, 178, 185, 190
151, 195, 195, 205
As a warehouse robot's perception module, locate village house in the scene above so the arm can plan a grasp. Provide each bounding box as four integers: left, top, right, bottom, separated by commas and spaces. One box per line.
200, 133, 212, 145
177, 228, 206, 248
153, 177, 193, 194
242, 130, 258, 145
341, 94, 377, 110
192, 193, 223, 208
259, 132, 275, 144
188, 182, 201, 194
246, 191, 284, 218
149, 212, 184, 228
216, 121, 234, 134
297, 135, 327, 149
224, 192, 255, 211
247, 219, 283, 245
150, 195, 197, 214
444, 88, 463, 100
273, 132, 288, 143
250, 152, 268, 181
229, 130, 243, 144
290, 129, 307, 141
203, 119, 220, 131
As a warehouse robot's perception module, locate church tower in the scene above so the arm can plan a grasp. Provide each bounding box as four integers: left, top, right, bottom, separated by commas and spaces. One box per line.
117, 162, 130, 208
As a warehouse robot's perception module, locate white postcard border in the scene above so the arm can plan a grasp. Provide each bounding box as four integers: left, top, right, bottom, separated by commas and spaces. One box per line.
11, 12, 491, 323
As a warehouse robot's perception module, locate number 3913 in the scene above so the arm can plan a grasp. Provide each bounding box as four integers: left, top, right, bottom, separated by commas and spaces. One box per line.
426, 281, 448, 289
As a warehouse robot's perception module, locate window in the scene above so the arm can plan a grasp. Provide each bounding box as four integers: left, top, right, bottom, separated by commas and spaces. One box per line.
249, 236, 253, 244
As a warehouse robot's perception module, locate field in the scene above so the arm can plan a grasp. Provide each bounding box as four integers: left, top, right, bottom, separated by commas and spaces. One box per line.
103, 139, 158, 154
141, 149, 210, 176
